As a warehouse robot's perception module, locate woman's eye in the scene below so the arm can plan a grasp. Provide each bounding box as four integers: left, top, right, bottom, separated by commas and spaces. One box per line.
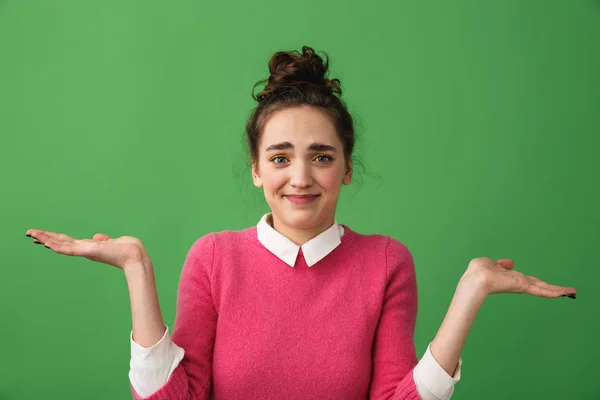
315, 155, 333, 163
271, 156, 288, 164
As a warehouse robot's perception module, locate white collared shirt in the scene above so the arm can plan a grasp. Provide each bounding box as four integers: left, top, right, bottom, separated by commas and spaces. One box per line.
255, 213, 345, 267
129, 213, 461, 399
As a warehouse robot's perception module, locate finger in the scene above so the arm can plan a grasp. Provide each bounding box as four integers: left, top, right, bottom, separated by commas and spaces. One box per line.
526, 279, 576, 298
526, 284, 563, 298
529, 277, 573, 292
45, 238, 92, 256
496, 259, 515, 270
28, 229, 75, 244
93, 233, 111, 242
528, 286, 575, 298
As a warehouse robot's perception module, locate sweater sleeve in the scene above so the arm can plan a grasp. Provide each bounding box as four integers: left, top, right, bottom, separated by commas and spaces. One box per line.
368, 237, 421, 400
130, 233, 218, 400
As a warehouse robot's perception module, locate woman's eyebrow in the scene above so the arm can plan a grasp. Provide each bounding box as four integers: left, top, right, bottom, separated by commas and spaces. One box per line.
265, 142, 337, 152
308, 143, 337, 152
265, 142, 293, 151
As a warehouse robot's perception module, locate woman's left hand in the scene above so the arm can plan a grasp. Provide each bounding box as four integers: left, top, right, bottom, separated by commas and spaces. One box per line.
463, 257, 577, 299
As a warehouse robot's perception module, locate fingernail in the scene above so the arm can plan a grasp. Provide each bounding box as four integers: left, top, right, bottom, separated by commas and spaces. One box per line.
561, 294, 576, 299
44, 245, 50, 249
26, 234, 31, 237
33, 241, 42, 245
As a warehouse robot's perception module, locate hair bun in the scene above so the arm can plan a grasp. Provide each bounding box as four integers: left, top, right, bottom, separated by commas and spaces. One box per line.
253, 45, 341, 102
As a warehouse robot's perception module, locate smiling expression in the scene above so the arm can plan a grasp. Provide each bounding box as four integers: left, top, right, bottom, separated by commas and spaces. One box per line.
252, 105, 353, 239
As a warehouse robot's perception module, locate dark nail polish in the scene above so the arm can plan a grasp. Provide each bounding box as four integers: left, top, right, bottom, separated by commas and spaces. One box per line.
26, 234, 31, 237
561, 294, 576, 299
44, 245, 50, 249
34, 241, 42, 245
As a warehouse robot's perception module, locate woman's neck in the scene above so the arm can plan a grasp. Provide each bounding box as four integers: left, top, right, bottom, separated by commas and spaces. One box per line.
268, 213, 334, 246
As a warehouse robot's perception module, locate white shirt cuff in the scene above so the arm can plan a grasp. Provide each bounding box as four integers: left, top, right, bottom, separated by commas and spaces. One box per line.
129, 325, 185, 397
413, 342, 462, 400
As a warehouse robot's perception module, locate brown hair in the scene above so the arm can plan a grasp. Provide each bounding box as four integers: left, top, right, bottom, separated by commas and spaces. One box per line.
245, 46, 355, 169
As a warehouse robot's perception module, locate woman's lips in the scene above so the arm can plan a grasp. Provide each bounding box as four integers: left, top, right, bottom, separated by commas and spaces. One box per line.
284, 195, 320, 205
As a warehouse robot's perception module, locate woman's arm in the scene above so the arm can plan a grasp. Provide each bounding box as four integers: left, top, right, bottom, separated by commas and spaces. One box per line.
128, 233, 218, 400
124, 255, 168, 348
429, 275, 486, 376
429, 257, 576, 377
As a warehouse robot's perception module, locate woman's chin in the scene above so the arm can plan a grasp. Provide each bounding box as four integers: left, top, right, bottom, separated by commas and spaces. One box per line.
276, 210, 326, 230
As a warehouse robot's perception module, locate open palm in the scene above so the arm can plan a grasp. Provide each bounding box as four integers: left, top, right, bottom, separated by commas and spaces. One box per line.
466, 257, 576, 299
26, 229, 147, 270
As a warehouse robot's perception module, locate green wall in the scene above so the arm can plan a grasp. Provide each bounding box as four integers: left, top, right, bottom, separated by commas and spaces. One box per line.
1, 1, 598, 399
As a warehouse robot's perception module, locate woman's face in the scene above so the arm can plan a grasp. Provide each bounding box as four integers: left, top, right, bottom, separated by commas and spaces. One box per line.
252, 105, 352, 236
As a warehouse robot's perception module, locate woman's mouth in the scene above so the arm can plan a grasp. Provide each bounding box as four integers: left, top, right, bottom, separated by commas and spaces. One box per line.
284, 194, 320, 205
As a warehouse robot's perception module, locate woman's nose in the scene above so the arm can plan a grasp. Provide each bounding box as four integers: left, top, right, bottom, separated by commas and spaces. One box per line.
289, 162, 312, 188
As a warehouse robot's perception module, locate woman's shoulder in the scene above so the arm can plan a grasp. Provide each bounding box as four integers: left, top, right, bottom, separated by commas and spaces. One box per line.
188, 225, 258, 253
342, 225, 410, 250
341, 225, 413, 264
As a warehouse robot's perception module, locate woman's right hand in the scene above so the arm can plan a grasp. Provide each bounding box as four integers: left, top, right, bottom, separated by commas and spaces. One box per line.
26, 229, 148, 270
27, 228, 168, 350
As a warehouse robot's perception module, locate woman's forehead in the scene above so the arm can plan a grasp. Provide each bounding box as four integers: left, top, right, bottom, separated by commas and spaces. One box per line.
261, 107, 339, 149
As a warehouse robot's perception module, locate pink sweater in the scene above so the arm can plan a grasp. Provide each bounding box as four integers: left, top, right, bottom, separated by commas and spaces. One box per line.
130, 224, 421, 400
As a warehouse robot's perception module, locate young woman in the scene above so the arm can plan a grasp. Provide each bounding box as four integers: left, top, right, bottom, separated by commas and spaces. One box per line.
26, 46, 577, 400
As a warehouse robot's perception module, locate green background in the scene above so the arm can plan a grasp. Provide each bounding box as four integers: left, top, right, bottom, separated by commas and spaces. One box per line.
1, 1, 598, 399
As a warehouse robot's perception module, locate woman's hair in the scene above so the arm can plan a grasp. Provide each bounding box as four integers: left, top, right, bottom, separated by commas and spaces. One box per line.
245, 46, 355, 168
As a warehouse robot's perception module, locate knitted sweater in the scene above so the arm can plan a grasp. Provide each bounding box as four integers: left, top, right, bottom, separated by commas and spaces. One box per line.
130, 224, 423, 399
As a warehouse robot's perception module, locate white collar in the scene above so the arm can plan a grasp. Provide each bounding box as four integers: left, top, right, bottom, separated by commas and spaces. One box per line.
256, 213, 344, 267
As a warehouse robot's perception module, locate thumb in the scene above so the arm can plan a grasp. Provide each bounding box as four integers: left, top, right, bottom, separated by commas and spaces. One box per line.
496, 259, 515, 270
93, 233, 112, 242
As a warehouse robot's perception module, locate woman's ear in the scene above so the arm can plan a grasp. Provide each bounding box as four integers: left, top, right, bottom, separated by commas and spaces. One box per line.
342, 160, 353, 185
252, 159, 263, 188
